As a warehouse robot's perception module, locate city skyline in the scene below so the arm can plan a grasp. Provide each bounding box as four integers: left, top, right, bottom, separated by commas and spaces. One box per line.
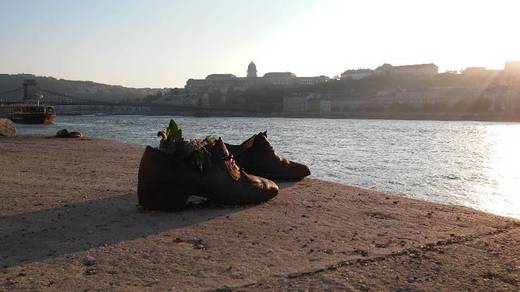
1, 0, 520, 88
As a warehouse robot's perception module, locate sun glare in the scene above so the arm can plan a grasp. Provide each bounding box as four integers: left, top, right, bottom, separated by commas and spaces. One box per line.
253, 0, 520, 78
485, 125, 520, 217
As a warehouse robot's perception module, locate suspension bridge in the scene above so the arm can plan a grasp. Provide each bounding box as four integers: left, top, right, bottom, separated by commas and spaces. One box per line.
0, 80, 201, 114
0, 80, 121, 106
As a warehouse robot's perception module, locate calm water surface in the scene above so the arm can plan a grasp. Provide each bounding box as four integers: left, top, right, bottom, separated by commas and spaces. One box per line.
17, 115, 520, 219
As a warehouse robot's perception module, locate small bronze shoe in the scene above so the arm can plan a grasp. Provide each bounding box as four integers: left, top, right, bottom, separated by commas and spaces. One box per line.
199, 138, 279, 205
137, 146, 196, 211
226, 131, 311, 180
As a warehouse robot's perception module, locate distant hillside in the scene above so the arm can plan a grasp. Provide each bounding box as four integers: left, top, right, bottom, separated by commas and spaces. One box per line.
0, 74, 164, 103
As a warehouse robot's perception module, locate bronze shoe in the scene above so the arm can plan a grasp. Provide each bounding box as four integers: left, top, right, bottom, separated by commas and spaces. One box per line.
199, 138, 279, 205
226, 131, 311, 180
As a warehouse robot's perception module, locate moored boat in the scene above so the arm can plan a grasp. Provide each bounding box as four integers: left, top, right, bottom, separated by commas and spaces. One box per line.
0, 103, 56, 124
0, 79, 57, 124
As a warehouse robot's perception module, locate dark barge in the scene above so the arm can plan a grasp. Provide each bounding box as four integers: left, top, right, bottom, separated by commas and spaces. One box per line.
0, 104, 56, 124
0, 79, 56, 124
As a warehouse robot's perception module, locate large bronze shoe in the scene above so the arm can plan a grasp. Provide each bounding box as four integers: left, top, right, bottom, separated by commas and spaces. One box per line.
226, 131, 311, 180
199, 138, 279, 205
137, 146, 196, 211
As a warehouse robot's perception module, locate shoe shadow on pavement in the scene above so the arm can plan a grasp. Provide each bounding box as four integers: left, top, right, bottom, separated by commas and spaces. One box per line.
0, 193, 246, 269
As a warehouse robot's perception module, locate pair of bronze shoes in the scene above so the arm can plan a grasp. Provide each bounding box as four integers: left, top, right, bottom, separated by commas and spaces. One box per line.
137, 132, 310, 211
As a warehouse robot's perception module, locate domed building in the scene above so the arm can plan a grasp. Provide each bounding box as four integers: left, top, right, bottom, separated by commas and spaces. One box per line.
185, 61, 330, 103
247, 61, 257, 78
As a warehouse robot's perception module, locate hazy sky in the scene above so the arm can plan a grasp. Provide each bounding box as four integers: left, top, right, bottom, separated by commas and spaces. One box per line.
1, 0, 519, 88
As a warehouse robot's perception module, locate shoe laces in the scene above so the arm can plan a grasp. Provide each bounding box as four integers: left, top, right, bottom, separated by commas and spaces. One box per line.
221, 153, 241, 180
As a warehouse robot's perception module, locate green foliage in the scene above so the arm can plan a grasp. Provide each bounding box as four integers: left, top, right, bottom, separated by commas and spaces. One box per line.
168, 119, 184, 144
205, 135, 217, 145
191, 147, 209, 173
159, 119, 184, 149
157, 120, 217, 173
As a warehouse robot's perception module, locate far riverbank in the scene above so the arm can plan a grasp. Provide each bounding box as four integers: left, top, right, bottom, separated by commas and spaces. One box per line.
54, 104, 520, 123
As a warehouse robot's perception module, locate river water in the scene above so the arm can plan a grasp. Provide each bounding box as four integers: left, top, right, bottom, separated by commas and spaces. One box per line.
16, 115, 520, 219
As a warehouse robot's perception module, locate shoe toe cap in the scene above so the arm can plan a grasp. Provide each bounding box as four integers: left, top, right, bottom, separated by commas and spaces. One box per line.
261, 177, 279, 199
284, 161, 311, 179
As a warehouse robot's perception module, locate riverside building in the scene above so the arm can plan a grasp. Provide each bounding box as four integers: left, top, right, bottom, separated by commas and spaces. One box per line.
375, 63, 439, 77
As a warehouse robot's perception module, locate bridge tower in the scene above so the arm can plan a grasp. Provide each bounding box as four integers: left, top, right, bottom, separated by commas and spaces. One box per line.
22, 79, 37, 103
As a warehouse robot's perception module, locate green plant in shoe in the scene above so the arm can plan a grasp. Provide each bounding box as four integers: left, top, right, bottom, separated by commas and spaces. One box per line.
158, 119, 184, 152
157, 119, 219, 173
